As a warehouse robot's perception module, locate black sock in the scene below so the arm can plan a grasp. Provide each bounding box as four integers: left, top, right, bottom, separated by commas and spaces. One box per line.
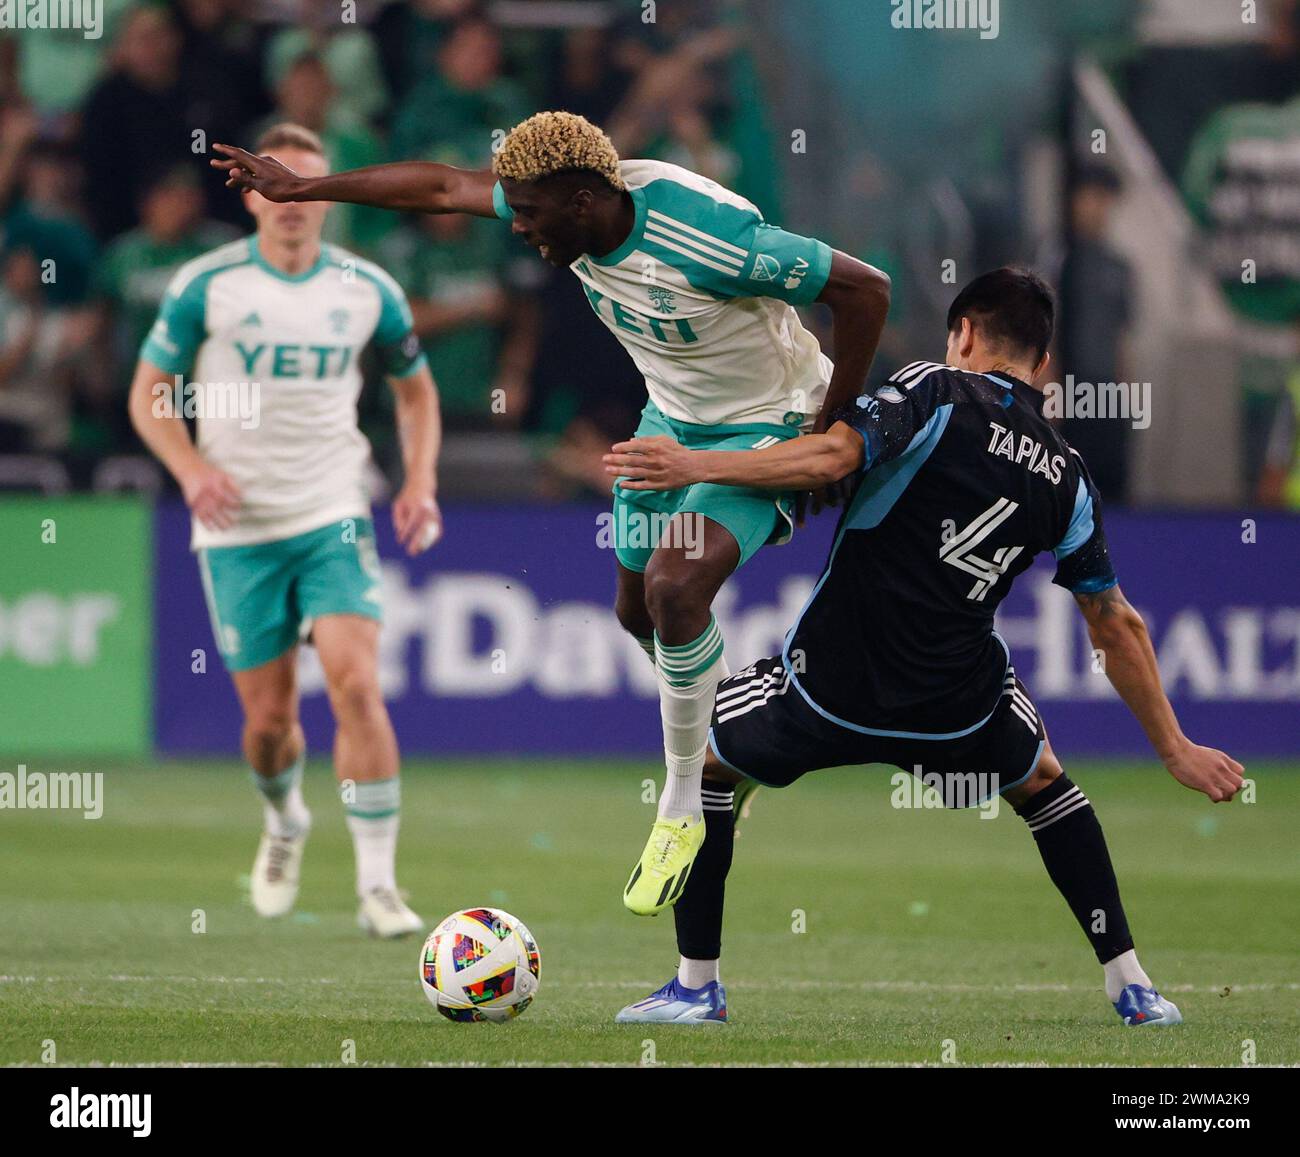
673, 779, 735, 963
1014, 775, 1134, 964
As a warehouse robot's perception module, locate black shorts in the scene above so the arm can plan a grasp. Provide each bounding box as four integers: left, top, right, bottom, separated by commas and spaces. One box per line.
708, 656, 1046, 804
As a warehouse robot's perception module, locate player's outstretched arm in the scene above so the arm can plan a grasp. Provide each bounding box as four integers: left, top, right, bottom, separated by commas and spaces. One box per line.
211, 144, 498, 217
388, 365, 443, 555
1075, 584, 1244, 802
127, 359, 241, 531
604, 422, 865, 493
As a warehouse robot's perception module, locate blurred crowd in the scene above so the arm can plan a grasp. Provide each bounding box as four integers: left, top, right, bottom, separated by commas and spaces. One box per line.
0, 0, 763, 496
1, 0, 1298, 509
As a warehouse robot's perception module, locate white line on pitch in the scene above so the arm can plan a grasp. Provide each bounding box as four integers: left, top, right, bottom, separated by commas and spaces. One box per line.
1, 975, 1295, 994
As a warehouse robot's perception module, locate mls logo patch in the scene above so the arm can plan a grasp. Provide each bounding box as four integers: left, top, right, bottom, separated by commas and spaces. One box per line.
749, 253, 780, 281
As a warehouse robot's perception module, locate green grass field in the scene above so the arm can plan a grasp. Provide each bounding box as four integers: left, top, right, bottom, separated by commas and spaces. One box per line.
1, 759, 1296, 1067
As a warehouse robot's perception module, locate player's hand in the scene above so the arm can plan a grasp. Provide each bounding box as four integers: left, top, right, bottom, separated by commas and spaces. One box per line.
603, 435, 697, 491
393, 484, 442, 555
1164, 741, 1245, 803
181, 460, 241, 532
210, 143, 305, 201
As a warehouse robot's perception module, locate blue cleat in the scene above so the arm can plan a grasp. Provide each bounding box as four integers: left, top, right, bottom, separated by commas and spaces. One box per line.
1114, 983, 1183, 1026
615, 977, 728, 1024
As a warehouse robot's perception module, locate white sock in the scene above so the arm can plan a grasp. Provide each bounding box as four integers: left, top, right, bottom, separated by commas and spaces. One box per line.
252, 753, 309, 837
1103, 948, 1153, 1002
678, 955, 720, 989
343, 777, 401, 896
654, 617, 728, 822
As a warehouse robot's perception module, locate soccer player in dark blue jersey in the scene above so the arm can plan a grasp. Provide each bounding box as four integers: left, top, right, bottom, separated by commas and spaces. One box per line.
603, 268, 1244, 1027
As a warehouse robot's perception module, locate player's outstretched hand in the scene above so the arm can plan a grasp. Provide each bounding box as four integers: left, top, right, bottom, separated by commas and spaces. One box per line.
210, 143, 304, 201
1164, 741, 1245, 803
181, 460, 241, 532
603, 435, 696, 491
393, 485, 442, 555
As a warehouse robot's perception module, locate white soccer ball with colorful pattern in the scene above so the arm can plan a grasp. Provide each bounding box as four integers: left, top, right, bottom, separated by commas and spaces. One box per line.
420, 908, 541, 1023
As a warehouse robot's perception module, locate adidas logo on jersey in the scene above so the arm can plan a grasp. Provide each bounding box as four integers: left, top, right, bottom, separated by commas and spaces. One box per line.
240, 312, 262, 327
985, 420, 1064, 484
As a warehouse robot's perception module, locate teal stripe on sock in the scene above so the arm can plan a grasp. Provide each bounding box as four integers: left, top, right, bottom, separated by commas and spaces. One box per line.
344, 776, 401, 819
655, 619, 725, 685
655, 618, 721, 665
251, 754, 304, 803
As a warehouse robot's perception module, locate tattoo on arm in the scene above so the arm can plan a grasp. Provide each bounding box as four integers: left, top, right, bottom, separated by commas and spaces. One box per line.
1074, 584, 1131, 625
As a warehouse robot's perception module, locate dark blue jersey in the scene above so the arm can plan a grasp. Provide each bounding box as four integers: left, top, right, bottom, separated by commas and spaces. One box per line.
785, 361, 1117, 738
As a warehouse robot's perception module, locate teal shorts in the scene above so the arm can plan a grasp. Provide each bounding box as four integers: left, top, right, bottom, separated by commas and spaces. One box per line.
197, 517, 383, 672
610, 402, 800, 573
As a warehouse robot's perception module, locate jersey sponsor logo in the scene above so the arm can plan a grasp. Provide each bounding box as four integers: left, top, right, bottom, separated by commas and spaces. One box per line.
749, 253, 780, 281
940, 497, 1024, 601
579, 283, 699, 345
233, 341, 353, 379
783, 256, 810, 290
986, 420, 1065, 483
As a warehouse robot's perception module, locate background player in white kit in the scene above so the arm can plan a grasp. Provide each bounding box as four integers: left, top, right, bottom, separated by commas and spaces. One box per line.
129, 125, 443, 938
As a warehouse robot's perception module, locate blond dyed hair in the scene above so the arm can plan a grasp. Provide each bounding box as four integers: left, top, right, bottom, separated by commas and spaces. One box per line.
254, 123, 326, 158
492, 111, 625, 190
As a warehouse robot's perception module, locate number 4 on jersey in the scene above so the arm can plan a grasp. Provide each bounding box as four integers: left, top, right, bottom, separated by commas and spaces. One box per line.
941, 498, 1024, 601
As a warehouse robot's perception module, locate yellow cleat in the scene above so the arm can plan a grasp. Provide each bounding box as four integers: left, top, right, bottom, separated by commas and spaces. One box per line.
623, 815, 706, 916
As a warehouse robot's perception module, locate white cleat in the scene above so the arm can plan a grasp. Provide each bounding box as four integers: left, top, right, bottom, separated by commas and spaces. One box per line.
251, 826, 310, 918
356, 887, 424, 939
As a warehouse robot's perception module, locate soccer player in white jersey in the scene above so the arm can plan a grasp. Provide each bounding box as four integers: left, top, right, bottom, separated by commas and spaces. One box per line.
131, 124, 443, 938
213, 112, 890, 922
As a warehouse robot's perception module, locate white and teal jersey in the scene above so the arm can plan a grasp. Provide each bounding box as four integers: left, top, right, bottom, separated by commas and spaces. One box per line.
142, 236, 426, 549
492, 159, 834, 428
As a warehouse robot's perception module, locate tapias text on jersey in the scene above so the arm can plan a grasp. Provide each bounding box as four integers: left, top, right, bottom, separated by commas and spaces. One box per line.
986, 419, 1065, 483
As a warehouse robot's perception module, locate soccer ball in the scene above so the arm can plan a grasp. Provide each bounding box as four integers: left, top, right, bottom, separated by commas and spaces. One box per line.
419, 908, 541, 1023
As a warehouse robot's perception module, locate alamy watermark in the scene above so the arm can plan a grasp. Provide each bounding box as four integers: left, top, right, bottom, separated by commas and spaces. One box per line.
596, 509, 705, 559
1042, 376, 1151, 430
0, 765, 102, 819
891, 0, 999, 39
152, 376, 261, 430
891, 768, 1001, 818
0, 0, 103, 39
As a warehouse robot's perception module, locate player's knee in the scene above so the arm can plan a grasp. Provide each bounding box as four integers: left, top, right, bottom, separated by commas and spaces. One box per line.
243, 703, 296, 749
1009, 745, 1063, 803
325, 665, 384, 723
642, 558, 711, 630
702, 750, 742, 786
614, 587, 654, 639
